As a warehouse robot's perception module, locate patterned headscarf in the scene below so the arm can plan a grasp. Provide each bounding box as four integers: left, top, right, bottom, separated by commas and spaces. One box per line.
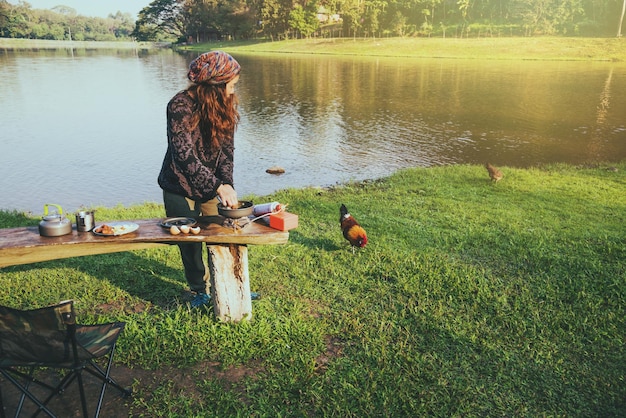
187, 51, 241, 85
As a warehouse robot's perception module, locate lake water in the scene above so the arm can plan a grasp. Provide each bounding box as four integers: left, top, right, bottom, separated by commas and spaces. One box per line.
1, 47, 625, 215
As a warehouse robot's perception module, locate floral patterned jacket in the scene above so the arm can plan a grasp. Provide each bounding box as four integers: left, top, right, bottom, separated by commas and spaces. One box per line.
158, 90, 234, 202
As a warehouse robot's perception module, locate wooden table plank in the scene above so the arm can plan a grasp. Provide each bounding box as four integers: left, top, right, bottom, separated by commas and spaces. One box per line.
0, 217, 288, 268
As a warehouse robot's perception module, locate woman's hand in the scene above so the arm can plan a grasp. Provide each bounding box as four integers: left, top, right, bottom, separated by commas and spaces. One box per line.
217, 184, 238, 207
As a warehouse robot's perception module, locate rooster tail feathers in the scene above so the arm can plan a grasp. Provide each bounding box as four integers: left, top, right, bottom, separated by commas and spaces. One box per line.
340, 204, 348, 219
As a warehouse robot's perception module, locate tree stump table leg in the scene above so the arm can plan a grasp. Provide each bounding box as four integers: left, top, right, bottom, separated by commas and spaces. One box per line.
207, 244, 252, 322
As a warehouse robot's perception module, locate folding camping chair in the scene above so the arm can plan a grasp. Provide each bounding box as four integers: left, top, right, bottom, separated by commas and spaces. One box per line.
0, 300, 131, 417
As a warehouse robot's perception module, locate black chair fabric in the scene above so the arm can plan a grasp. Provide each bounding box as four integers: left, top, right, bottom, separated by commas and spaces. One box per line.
0, 300, 131, 417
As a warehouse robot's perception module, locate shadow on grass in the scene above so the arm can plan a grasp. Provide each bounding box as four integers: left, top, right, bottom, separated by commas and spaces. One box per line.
0, 210, 197, 309
288, 230, 341, 251
2, 249, 188, 310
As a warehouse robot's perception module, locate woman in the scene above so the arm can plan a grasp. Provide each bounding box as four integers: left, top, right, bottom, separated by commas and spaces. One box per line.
158, 51, 241, 308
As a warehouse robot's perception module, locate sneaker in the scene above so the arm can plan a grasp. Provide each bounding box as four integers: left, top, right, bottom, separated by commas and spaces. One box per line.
190, 292, 211, 308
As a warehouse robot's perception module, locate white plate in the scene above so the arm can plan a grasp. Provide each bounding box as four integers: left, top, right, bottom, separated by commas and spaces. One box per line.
93, 222, 139, 236
159, 217, 197, 228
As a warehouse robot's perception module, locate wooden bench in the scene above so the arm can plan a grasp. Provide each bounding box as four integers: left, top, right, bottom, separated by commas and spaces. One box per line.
0, 217, 289, 322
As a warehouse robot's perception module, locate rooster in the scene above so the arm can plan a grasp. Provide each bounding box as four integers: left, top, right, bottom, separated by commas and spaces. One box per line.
340, 204, 367, 252
485, 162, 503, 183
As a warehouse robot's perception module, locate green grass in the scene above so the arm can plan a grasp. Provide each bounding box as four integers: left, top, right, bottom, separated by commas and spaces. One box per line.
1, 162, 625, 416
4, 36, 625, 61
180, 37, 626, 62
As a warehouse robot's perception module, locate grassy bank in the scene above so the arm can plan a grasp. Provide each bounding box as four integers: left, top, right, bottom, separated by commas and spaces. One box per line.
3, 36, 625, 61
0, 38, 167, 50
1, 162, 625, 416
180, 37, 626, 62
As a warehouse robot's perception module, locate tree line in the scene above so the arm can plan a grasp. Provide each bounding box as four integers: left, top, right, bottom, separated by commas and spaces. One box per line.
134, 0, 626, 41
2, 0, 625, 43
0, 1, 134, 41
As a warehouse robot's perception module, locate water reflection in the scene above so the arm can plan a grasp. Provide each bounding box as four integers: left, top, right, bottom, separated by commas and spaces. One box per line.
1, 49, 625, 214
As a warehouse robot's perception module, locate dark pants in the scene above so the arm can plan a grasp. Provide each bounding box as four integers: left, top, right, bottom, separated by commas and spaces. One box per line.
163, 191, 218, 293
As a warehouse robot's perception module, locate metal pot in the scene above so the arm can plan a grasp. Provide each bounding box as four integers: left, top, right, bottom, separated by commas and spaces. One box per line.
75, 210, 95, 232
39, 203, 72, 237
217, 200, 254, 218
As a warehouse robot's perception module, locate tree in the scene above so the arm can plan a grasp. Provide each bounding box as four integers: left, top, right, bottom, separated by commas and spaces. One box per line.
221, 0, 258, 40
133, 0, 184, 41
51, 5, 76, 16
341, 0, 364, 37
1, 0, 622, 41
260, 0, 295, 40
289, 3, 319, 38
363, 0, 385, 37
109, 12, 135, 38
0, 0, 12, 35
183, 0, 215, 42
618, 0, 625, 37
50, 5, 76, 40
388, 10, 407, 35
0, 1, 135, 40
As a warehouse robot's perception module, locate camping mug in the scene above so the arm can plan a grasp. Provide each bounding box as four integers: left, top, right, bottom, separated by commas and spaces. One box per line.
75, 210, 95, 232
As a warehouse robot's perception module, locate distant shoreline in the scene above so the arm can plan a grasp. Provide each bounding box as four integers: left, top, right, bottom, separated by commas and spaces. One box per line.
0, 38, 170, 49
186, 37, 626, 62
3, 36, 625, 61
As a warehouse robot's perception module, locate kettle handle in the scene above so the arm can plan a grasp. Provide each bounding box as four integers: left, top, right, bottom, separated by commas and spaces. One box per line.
43, 203, 63, 216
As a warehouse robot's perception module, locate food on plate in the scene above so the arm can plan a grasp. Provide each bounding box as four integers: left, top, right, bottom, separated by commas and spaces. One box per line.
93, 222, 137, 235
94, 224, 114, 235
170, 225, 181, 235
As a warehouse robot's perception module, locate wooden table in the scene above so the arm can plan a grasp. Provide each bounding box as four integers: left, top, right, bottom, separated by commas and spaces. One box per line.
0, 217, 289, 322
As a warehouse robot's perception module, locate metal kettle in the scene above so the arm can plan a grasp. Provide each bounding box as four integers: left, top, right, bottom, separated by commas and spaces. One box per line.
39, 203, 72, 237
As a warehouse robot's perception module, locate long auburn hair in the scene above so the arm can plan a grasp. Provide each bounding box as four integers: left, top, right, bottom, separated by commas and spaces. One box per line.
187, 82, 239, 151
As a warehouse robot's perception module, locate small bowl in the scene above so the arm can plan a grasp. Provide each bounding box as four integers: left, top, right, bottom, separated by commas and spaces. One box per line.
217, 200, 254, 218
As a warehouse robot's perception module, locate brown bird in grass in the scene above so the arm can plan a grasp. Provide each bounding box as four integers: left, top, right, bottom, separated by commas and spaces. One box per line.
485, 162, 503, 183
340, 204, 368, 252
